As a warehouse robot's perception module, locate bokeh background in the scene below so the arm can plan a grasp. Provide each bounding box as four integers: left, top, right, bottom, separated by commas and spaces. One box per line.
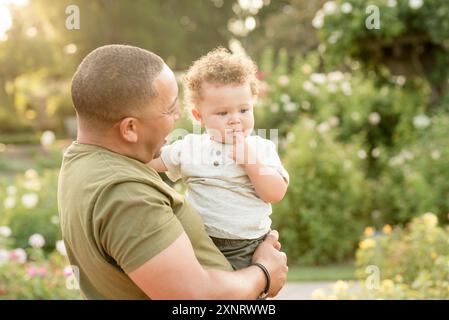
1, 0, 449, 299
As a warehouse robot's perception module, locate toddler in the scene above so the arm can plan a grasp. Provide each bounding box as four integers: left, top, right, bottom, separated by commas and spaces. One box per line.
149, 48, 289, 270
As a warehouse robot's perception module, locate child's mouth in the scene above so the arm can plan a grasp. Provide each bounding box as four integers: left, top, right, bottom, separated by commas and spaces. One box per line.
226, 129, 243, 134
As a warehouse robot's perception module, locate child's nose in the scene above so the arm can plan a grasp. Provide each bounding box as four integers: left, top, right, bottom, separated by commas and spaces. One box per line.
228, 114, 241, 124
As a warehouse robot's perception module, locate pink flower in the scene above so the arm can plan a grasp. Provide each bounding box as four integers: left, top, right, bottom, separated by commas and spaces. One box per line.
9, 248, 27, 264
38, 267, 47, 277
27, 266, 37, 277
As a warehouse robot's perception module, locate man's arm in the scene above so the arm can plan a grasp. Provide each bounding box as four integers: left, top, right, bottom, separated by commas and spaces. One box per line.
147, 157, 167, 172
128, 231, 287, 299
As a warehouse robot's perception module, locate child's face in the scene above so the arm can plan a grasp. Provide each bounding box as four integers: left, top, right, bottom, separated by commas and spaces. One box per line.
192, 81, 255, 144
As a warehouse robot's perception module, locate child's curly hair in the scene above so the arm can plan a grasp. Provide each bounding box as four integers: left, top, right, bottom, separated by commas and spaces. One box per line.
184, 47, 259, 111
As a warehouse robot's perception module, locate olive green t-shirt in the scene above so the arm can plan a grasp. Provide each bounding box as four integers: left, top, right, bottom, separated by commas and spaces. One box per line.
57, 142, 232, 299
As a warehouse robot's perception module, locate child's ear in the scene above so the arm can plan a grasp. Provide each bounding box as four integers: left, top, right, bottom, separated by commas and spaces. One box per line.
191, 108, 203, 124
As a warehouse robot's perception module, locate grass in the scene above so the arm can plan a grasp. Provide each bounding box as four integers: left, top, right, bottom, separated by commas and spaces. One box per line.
287, 263, 356, 282
0, 133, 40, 145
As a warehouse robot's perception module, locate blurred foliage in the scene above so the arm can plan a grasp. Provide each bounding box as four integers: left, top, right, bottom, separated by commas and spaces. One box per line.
0, 0, 236, 134
311, 213, 449, 299
315, 0, 449, 106
244, 0, 325, 61
273, 118, 368, 264
257, 47, 449, 264
0, 246, 81, 299
354, 213, 449, 299
373, 115, 449, 226
0, 169, 61, 252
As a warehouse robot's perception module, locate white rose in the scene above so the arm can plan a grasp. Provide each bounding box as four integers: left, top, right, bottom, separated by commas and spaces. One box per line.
341, 2, 352, 14
409, 0, 423, 10
40, 130, 56, 147
28, 233, 45, 249
323, 1, 337, 15
387, 0, 397, 7
413, 115, 430, 129
312, 11, 324, 29
24, 169, 38, 180
371, 148, 381, 158
10, 248, 27, 264
358, 150, 367, 159
327, 71, 344, 83
368, 112, 381, 125
21, 193, 39, 209
0, 226, 12, 238
283, 102, 298, 113
303, 81, 316, 93
310, 73, 327, 85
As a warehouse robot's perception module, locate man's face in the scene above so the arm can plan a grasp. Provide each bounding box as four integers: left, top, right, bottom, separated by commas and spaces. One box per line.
137, 64, 180, 160
194, 82, 255, 144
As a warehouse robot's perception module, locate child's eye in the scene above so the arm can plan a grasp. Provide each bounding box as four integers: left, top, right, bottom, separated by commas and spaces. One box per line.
217, 112, 227, 116
240, 108, 249, 113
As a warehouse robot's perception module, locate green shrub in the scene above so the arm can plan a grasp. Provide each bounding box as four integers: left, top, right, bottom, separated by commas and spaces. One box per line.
355, 212, 449, 299
311, 213, 449, 299
0, 246, 81, 299
1, 169, 61, 252
316, 0, 449, 74
372, 115, 449, 226
273, 118, 369, 264
255, 49, 429, 164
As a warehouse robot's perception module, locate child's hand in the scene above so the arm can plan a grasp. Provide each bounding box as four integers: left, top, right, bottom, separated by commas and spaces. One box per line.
228, 133, 257, 165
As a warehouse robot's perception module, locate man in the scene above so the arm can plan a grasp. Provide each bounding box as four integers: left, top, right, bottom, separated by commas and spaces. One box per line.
57, 44, 288, 299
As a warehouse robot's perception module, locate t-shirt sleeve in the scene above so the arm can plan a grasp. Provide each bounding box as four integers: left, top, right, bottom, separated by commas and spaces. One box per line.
160, 139, 184, 182
94, 182, 184, 274
258, 138, 290, 183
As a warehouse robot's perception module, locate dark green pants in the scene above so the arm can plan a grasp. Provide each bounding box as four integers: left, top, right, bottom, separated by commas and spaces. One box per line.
210, 233, 268, 270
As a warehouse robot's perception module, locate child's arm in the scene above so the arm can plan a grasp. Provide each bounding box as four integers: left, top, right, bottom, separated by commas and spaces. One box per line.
230, 136, 288, 204
147, 157, 168, 172
242, 161, 288, 204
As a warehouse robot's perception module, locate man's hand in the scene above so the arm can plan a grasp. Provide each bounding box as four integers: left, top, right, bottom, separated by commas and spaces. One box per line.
252, 230, 288, 297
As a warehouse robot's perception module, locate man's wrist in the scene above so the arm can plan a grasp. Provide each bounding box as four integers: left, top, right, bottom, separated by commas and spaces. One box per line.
251, 262, 270, 298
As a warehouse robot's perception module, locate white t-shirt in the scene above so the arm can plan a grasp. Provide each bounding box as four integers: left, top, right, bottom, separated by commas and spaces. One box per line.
160, 133, 289, 240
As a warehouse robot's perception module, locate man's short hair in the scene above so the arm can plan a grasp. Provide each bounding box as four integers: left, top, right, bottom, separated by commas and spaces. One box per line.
71, 44, 164, 126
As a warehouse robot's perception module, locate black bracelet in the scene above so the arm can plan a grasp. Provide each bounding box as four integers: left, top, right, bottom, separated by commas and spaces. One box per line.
252, 262, 270, 295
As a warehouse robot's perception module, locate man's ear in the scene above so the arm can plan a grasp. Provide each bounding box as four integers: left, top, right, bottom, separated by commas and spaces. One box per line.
191, 108, 203, 124
119, 117, 138, 143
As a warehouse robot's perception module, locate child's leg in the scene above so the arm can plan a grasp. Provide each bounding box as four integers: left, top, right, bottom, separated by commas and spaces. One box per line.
210, 233, 268, 270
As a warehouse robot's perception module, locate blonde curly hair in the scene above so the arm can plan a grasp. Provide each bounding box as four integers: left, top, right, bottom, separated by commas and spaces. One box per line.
184, 47, 259, 111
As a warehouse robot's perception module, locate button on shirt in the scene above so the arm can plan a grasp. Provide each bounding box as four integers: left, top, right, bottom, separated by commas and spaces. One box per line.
161, 134, 289, 240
